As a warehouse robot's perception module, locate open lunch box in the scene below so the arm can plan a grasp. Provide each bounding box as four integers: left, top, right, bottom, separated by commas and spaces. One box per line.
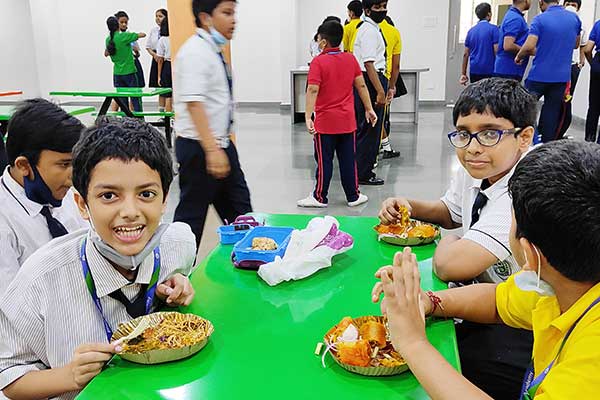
231, 226, 294, 270
217, 216, 263, 245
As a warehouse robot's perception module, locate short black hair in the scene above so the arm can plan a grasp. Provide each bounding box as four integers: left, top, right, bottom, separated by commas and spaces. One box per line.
318, 21, 344, 48
6, 99, 84, 166
453, 78, 537, 129
475, 2, 492, 20
563, 0, 582, 9
72, 118, 173, 201
114, 10, 129, 20
508, 141, 600, 283
362, 0, 387, 10
160, 16, 170, 37
323, 16, 342, 24
348, 1, 363, 18
192, 0, 237, 28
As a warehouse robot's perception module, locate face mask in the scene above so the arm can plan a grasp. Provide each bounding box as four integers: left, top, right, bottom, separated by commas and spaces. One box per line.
514, 246, 555, 296
369, 10, 387, 24
86, 205, 168, 270
23, 165, 62, 207
210, 27, 228, 46
565, 5, 578, 14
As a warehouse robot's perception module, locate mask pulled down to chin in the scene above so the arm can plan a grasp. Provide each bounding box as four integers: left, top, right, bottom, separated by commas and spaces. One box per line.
514, 246, 555, 297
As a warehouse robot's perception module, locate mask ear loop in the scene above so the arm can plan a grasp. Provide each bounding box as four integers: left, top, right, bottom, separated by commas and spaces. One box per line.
533, 246, 542, 289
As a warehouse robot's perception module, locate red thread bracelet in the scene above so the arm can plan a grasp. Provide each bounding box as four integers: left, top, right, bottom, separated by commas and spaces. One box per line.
425, 291, 444, 317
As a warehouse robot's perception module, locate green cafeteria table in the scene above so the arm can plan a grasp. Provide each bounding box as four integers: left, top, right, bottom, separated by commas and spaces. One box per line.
78, 214, 460, 400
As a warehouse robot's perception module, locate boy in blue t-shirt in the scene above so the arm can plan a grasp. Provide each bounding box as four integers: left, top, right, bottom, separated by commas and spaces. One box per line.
461, 3, 499, 85
494, 0, 530, 81
516, 0, 581, 143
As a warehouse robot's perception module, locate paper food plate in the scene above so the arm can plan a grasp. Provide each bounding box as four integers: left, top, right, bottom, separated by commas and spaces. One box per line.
374, 223, 440, 247
111, 312, 214, 365
324, 316, 409, 377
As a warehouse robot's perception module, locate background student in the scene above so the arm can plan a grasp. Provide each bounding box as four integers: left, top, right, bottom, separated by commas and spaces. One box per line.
146, 8, 169, 112
516, 0, 581, 143
379, 15, 402, 159
115, 11, 146, 90
343, 0, 363, 52
494, 0, 531, 81
584, 17, 600, 142
104, 16, 146, 112
460, 3, 499, 85
157, 16, 173, 113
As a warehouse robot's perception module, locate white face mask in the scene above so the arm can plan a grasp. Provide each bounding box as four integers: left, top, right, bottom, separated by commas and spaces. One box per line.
514, 246, 555, 296
86, 206, 167, 270
565, 5, 578, 14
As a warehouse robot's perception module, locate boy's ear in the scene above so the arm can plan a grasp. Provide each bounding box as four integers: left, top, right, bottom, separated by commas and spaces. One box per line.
14, 156, 33, 179
518, 126, 535, 149
519, 237, 549, 271
74, 190, 90, 221
199, 12, 212, 29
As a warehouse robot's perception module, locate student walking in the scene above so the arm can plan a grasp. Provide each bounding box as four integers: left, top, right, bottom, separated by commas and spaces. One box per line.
460, 3, 499, 85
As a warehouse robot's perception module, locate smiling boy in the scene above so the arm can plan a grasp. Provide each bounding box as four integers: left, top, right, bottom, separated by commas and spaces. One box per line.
0, 118, 196, 400
378, 78, 535, 398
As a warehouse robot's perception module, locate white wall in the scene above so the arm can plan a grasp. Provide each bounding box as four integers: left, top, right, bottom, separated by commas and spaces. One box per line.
0, 0, 40, 98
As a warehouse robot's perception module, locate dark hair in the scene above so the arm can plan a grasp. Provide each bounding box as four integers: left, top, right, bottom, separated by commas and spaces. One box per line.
508, 141, 600, 283
6, 99, 84, 166
106, 16, 119, 56
160, 16, 170, 37
348, 1, 363, 18
475, 3, 492, 20
563, 0, 582, 9
362, 0, 387, 10
384, 15, 395, 26
323, 15, 342, 24
317, 21, 344, 47
452, 78, 537, 128
114, 10, 129, 20
156, 8, 168, 18
192, 0, 237, 28
72, 118, 173, 201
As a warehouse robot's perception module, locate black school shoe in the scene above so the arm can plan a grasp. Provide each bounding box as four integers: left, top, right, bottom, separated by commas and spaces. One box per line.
359, 176, 385, 186
382, 150, 401, 159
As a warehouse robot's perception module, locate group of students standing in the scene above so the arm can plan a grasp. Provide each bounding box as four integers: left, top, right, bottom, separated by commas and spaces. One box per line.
299, 0, 404, 209
462, 0, 600, 143
104, 9, 173, 113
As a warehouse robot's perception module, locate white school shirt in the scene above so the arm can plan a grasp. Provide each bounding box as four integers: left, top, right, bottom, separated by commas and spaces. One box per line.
353, 16, 387, 73
440, 164, 520, 283
174, 28, 232, 147
157, 36, 171, 61
0, 222, 196, 400
573, 24, 588, 64
146, 26, 160, 50
0, 167, 87, 296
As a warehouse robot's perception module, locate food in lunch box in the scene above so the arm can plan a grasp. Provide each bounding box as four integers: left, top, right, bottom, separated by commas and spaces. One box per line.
325, 316, 406, 368
120, 313, 211, 354
251, 237, 278, 251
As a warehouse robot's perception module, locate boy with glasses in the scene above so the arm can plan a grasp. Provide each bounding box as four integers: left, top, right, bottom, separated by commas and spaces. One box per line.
378, 78, 535, 398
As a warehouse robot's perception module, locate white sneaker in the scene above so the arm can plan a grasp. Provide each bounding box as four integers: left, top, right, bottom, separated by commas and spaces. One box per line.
297, 194, 327, 208
348, 193, 368, 207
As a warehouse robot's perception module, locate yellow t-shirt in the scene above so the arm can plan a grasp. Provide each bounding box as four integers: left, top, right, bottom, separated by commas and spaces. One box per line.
343, 19, 361, 53
496, 274, 600, 399
379, 20, 402, 80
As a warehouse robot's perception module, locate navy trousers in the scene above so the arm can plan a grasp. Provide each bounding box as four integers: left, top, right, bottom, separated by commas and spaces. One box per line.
313, 132, 359, 204
526, 80, 567, 143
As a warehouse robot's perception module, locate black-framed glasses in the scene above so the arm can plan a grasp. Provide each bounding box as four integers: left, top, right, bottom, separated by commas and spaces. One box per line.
447, 128, 522, 149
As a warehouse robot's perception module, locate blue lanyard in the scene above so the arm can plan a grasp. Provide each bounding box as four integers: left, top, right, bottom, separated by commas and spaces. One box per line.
80, 238, 161, 342
520, 295, 600, 399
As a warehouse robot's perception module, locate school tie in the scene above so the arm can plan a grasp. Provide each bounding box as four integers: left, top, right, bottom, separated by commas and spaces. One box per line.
40, 206, 68, 238
109, 285, 149, 319
470, 191, 488, 228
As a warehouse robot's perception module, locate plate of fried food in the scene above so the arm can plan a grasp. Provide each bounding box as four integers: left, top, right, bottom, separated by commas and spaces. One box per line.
374, 206, 439, 246
323, 316, 408, 376
111, 312, 214, 365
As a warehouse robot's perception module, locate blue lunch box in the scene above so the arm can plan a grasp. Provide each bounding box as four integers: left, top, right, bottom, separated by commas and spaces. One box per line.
232, 226, 295, 270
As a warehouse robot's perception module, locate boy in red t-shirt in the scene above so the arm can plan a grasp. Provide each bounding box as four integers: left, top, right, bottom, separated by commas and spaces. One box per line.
298, 21, 378, 208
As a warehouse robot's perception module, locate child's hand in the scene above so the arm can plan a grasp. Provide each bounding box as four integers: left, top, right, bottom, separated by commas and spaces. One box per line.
158, 78, 162, 87
459, 75, 469, 86
306, 119, 316, 135
372, 266, 434, 316
66, 343, 120, 390
514, 56, 524, 66
365, 109, 378, 127
386, 87, 396, 103
376, 249, 428, 355
156, 273, 195, 306
205, 148, 231, 179
376, 90, 386, 108
379, 197, 412, 225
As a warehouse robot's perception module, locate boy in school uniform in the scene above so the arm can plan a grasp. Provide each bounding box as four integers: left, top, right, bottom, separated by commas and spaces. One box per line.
173, 0, 252, 248
297, 21, 377, 208
460, 3, 499, 85
343, 0, 363, 52
583, 17, 600, 142
0, 118, 196, 400
378, 78, 536, 399
353, 0, 389, 186
494, 0, 531, 81
0, 99, 87, 295
516, 0, 581, 143
373, 140, 600, 400
379, 16, 402, 159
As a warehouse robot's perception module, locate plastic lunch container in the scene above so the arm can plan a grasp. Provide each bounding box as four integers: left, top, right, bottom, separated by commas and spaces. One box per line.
232, 226, 295, 270
217, 216, 262, 245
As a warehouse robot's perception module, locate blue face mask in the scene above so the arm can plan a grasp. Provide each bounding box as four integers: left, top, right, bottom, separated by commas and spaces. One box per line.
210, 27, 228, 46
23, 165, 62, 207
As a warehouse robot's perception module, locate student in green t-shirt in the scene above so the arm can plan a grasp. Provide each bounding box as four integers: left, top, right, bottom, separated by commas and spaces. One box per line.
104, 16, 146, 111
